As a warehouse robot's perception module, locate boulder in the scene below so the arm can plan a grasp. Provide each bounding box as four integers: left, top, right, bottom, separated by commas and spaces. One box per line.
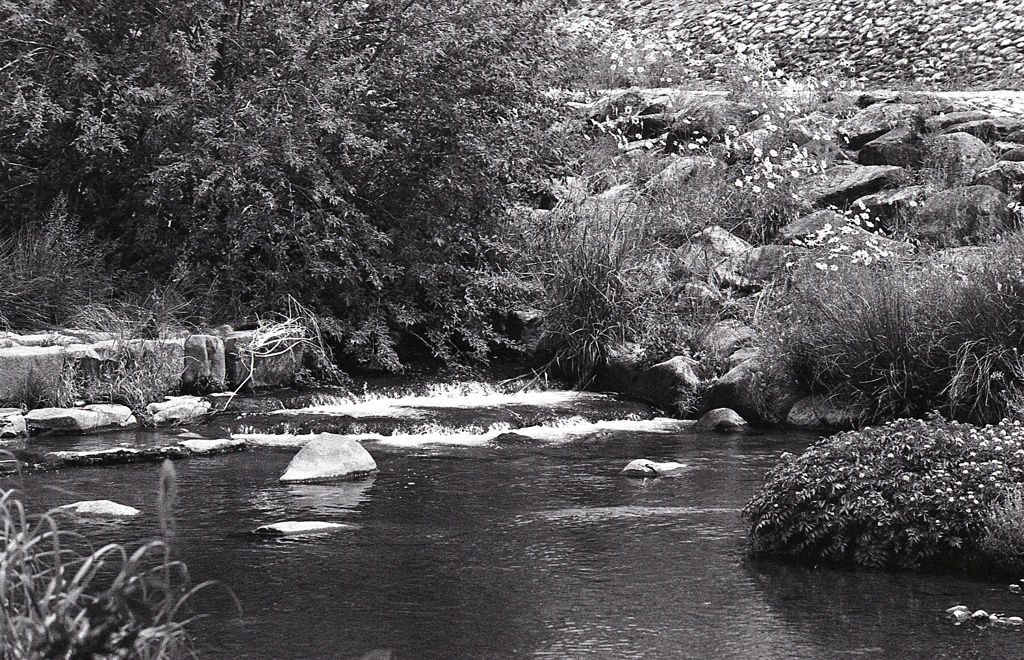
675, 226, 752, 280
953, 118, 1024, 142
914, 185, 1014, 246
694, 407, 748, 432
729, 127, 775, 161
591, 341, 645, 393
778, 209, 847, 243
786, 395, 867, 430
925, 132, 996, 186
254, 521, 353, 536
924, 110, 991, 133
225, 330, 304, 390
850, 185, 932, 228
179, 438, 247, 455
0, 410, 27, 439
801, 163, 908, 208
838, 103, 924, 149
279, 433, 378, 483
669, 96, 756, 143
973, 161, 1024, 197
146, 395, 212, 425
648, 155, 725, 189
999, 146, 1024, 162
0, 345, 66, 407
63, 343, 118, 384
857, 125, 926, 168
25, 404, 137, 434
121, 338, 185, 392
701, 359, 800, 424
626, 355, 701, 416
729, 244, 811, 281
695, 321, 755, 368
621, 459, 688, 477
787, 111, 841, 145
59, 500, 140, 518
943, 119, 999, 142
182, 334, 227, 392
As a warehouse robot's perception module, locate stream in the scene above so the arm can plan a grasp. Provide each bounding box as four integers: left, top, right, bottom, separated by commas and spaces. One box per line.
8, 384, 1024, 659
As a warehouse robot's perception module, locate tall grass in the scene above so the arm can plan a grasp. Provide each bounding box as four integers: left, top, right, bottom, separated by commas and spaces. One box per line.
779, 235, 1024, 424
504, 191, 685, 386
0, 196, 112, 331
0, 460, 229, 659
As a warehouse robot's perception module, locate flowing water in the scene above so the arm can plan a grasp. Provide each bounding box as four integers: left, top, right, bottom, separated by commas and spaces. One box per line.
10, 386, 1024, 659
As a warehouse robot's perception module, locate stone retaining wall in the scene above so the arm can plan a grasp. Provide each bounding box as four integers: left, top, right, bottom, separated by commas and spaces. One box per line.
577, 0, 1024, 85
0, 328, 304, 410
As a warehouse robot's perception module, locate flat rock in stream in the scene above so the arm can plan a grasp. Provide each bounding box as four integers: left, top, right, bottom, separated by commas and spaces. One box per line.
59, 500, 140, 518
621, 459, 688, 477
254, 521, 354, 536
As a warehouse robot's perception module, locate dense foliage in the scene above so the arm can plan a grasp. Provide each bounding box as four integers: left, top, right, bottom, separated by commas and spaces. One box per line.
779, 237, 1024, 425
0, 0, 571, 368
744, 417, 1024, 572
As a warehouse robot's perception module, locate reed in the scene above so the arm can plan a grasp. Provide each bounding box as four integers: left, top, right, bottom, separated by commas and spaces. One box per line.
0, 460, 232, 659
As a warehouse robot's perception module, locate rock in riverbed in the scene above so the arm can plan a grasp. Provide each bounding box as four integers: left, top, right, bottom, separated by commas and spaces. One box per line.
621, 459, 688, 477
59, 500, 140, 518
254, 521, 353, 536
279, 433, 377, 483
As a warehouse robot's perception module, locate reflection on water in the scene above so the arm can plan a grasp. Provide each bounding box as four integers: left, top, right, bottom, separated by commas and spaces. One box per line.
13, 426, 1024, 660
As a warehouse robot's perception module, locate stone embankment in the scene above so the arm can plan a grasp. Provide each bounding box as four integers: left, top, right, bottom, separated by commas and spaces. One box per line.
0, 327, 303, 437
576, 0, 1024, 85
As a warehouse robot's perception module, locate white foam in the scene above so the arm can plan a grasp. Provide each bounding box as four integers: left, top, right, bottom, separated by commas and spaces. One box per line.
274, 387, 598, 418
355, 417, 695, 448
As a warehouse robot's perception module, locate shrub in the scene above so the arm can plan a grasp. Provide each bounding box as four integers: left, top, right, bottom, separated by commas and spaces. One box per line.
502, 191, 686, 386
744, 417, 1024, 572
0, 0, 573, 369
778, 235, 1024, 425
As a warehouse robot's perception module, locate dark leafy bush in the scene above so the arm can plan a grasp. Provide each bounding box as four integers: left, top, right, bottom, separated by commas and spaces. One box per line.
0, 0, 571, 368
744, 417, 1024, 571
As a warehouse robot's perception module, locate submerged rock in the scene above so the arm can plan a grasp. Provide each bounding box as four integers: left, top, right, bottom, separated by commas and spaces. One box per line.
279, 433, 377, 483
621, 459, 688, 477
59, 500, 140, 518
254, 521, 353, 536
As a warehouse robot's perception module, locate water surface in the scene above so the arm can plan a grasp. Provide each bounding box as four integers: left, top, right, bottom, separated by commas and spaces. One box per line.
14, 419, 1024, 659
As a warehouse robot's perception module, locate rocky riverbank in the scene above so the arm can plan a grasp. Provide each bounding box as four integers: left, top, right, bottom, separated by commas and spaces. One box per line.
532, 85, 1024, 428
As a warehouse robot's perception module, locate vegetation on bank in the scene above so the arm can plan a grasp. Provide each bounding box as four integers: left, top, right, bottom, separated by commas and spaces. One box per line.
3, 0, 1024, 432
744, 417, 1024, 574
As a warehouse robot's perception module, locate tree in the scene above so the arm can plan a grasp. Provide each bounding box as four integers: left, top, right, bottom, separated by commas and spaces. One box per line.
0, 0, 569, 367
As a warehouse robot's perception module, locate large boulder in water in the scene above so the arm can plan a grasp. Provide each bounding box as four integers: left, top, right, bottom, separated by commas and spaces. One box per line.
280, 433, 377, 483
694, 407, 748, 432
